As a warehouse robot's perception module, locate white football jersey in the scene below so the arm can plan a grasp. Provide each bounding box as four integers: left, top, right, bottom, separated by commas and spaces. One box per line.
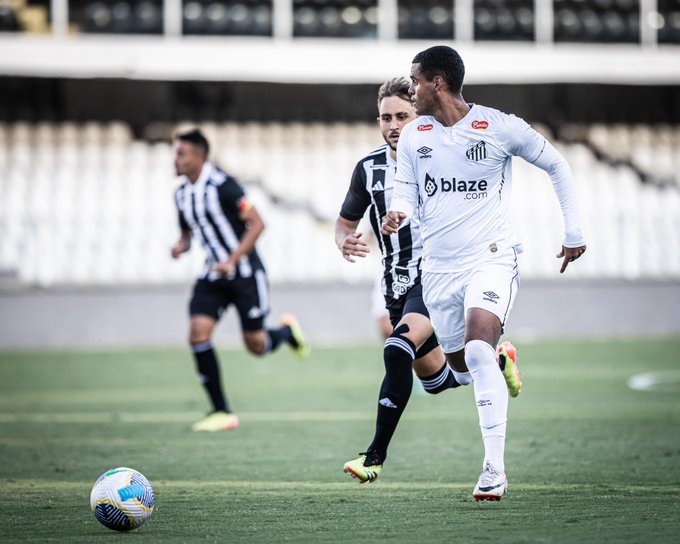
393, 103, 584, 274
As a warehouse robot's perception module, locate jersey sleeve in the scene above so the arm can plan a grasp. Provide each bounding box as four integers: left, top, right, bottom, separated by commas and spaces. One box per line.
339, 161, 371, 221
502, 114, 586, 248
498, 113, 547, 163
174, 188, 190, 230
218, 176, 248, 213
391, 126, 418, 219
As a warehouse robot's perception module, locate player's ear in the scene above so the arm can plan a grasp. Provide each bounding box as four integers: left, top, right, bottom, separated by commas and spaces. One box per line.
433, 75, 443, 92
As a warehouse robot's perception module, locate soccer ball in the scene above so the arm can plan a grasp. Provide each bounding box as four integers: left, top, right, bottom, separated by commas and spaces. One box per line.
90, 467, 155, 531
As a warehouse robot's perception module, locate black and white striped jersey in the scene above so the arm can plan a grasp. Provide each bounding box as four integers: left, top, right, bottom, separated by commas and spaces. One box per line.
340, 144, 422, 301
174, 162, 264, 281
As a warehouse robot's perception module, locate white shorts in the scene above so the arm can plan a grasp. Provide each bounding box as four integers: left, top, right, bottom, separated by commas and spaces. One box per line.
422, 246, 520, 354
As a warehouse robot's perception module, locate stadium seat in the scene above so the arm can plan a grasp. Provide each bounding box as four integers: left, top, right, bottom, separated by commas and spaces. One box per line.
1, 120, 678, 286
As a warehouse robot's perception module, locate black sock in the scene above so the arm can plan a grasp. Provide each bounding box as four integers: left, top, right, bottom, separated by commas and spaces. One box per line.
192, 341, 229, 412
419, 363, 461, 394
368, 332, 416, 462
266, 326, 293, 353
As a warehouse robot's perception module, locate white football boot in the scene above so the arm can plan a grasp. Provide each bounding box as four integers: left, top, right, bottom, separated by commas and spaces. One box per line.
472, 461, 508, 501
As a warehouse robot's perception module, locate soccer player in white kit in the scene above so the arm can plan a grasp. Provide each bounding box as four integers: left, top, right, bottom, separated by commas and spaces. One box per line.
382, 46, 587, 500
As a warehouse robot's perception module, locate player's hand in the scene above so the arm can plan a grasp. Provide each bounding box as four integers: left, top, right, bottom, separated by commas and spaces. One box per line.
340, 231, 370, 263
381, 211, 407, 235
171, 240, 186, 259
213, 259, 236, 277
557, 244, 586, 274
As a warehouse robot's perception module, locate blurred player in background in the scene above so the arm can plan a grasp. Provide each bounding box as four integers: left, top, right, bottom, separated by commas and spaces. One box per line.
335, 77, 522, 484
171, 129, 310, 432
383, 46, 586, 500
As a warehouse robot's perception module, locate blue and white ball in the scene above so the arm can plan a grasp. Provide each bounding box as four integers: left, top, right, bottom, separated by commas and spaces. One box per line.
90, 467, 155, 531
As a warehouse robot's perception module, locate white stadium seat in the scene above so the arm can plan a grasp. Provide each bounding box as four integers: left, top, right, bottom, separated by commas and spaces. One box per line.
0, 121, 678, 286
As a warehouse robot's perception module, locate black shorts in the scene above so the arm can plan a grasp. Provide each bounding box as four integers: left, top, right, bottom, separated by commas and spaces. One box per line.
385, 280, 439, 358
189, 271, 270, 331
386, 280, 430, 327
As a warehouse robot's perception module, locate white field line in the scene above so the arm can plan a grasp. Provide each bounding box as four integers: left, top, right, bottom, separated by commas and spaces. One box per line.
627, 370, 680, 392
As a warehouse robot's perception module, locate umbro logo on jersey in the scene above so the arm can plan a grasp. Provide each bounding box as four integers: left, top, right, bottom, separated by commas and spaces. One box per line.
466, 139, 487, 161
417, 146, 432, 158
472, 120, 489, 130
417, 124, 434, 131
483, 291, 499, 304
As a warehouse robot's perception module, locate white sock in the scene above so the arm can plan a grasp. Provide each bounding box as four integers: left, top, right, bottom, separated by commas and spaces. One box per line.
452, 370, 473, 385
465, 339, 509, 473
482, 425, 506, 474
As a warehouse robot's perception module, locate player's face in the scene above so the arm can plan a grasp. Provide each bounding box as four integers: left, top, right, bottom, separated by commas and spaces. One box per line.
173, 140, 203, 178
409, 63, 435, 116
377, 96, 417, 152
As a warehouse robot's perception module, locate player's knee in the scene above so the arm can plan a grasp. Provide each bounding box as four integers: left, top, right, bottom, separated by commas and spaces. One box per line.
243, 332, 267, 355
464, 339, 497, 371
384, 324, 416, 363
244, 339, 265, 355
414, 333, 439, 359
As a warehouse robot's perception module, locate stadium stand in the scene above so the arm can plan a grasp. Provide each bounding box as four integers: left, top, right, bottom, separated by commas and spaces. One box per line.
0, 120, 678, 286
0, 1, 678, 288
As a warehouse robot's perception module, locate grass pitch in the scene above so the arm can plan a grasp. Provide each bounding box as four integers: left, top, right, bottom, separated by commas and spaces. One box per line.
1, 338, 679, 543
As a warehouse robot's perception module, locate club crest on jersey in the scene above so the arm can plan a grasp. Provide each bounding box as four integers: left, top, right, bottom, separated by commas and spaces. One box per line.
466, 140, 487, 161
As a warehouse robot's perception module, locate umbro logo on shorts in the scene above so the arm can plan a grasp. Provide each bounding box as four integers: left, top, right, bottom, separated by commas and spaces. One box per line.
483, 291, 499, 304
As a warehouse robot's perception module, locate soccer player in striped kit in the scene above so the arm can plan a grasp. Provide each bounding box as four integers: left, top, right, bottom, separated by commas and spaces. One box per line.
172, 129, 310, 432
383, 46, 587, 500
336, 78, 522, 484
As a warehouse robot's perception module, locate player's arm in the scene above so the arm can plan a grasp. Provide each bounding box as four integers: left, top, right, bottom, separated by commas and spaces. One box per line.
530, 142, 587, 273
335, 216, 369, 263
383, 171, 417, 236
171, 208, 191, 259
213, 199, 264, 276
336, 161, 372, 262
510, 118, 587, 273
382, 128, 417, 235
381, 179, 415, 235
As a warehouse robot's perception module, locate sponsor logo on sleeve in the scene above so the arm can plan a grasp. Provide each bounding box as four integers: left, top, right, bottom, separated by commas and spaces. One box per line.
471, 120, 489, 130
417, 124, 434, 131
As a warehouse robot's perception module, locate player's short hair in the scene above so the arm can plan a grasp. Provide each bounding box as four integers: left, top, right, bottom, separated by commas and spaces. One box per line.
175, 129, 210, 157
377, 77, 411, 110
412, 45, 465, 95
